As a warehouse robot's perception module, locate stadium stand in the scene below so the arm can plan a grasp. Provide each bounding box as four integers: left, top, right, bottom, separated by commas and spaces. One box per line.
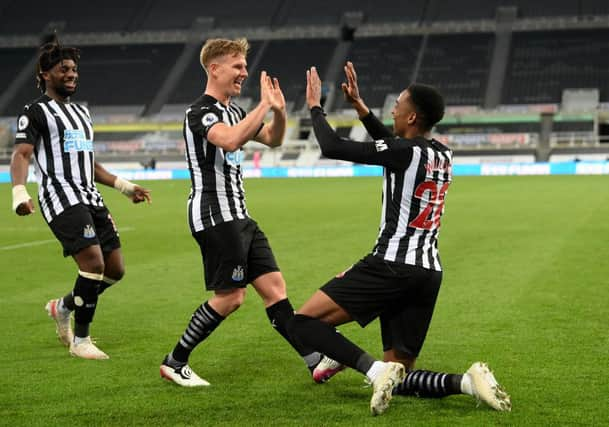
136, 0, 284, 30
417, 33, 494, 106
0, 0, 608, 165
0, 48, 36, 95
0, 1, 142, 34
5, 44, 184, 116
240, 38, 338, 111
282, 0, 428, 25
335, 36, 421, 110
502, 29, 609, 105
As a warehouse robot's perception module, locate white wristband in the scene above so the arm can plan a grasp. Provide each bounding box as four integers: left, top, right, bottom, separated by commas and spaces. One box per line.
113, 176, 136, 197
12, 184, 32, 212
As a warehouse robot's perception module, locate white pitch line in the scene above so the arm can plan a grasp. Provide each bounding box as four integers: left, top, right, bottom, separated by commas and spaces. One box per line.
0, 239, 56, 251
0, 227, 135, 251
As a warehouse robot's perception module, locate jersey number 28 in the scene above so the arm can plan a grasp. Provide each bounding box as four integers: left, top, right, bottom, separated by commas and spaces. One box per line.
408, 181, 450, 230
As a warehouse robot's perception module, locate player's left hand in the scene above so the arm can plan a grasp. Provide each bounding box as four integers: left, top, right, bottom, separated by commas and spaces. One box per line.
306, 66, 322, 109
130, 185, 151, 204
265, 75, 286, 113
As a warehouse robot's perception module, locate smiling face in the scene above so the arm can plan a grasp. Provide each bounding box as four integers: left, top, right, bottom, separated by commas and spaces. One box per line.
209, 53, 248, 100
42, 59, 78, 100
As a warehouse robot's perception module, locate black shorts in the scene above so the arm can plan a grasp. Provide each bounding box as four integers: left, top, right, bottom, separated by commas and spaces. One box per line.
192, 218, 279, 291
48, 204, 121, 257
321, 254, 442, 357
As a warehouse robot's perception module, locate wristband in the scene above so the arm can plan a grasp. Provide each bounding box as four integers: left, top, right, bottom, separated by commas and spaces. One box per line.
113, 176, 136, 197
12, 184, 32, 212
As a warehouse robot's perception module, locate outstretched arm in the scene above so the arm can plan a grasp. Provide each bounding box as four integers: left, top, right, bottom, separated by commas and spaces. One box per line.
94, 162, 151, 204
307, 66, 412, 168
10, 143, 35, 215
342, 61, 393, 139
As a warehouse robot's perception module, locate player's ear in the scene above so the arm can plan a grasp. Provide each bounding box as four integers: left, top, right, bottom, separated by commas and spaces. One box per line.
208, 62, 219, 78
407, 111, 417, 126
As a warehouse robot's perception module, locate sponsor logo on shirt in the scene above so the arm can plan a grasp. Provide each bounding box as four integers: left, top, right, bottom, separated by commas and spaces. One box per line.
63, 129, 93, 152
375, 140, 388, 152
225, 150, 243, 166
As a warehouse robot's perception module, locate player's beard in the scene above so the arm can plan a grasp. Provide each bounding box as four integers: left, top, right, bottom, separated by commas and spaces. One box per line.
56, 83, 77, 99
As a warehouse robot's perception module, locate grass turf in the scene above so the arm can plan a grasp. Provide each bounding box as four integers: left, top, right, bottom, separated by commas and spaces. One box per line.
0, 175, 608, 426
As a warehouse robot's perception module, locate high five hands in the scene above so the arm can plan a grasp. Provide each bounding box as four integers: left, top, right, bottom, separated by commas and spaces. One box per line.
306, 66, 322, 109
260, 70, 286, 113
341, 61, 362, 105
307, 62, 367, 114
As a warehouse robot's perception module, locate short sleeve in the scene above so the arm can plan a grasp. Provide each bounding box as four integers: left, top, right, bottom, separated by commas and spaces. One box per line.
14, 104, 44, 146
188, 105, 223, 138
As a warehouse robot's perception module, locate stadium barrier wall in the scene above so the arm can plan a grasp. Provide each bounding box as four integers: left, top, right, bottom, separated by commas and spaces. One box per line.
2, 161, 609, 183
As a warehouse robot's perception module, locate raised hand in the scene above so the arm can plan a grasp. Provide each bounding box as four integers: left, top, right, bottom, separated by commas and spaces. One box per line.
341, 61, 362, 105
306, 66, 322, 109
260, 71, 286, 112
260, 70, 270, 104
268, 76, 286, 112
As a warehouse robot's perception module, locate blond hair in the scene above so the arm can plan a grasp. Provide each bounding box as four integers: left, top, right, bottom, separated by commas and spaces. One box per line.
200, 38, 249, 74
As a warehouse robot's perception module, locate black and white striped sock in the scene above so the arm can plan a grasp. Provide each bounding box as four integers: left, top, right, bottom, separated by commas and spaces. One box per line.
393, 370, 463, 398
171, 301, 224, 364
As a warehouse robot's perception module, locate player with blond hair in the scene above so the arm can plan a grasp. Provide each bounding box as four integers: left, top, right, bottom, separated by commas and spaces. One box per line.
159, 38, 323, 386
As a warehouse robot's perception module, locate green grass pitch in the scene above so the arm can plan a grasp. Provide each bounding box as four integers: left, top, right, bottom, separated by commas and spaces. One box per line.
1, 175, 608, 426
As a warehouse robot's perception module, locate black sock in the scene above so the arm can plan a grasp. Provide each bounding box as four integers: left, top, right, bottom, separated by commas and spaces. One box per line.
171, 301, 224, 364
97, 277, 118, 295
74, 322, 90, 338
393, 370, 463, 397
266, 299, 309, 356
287, 314, 373, 375
62, 292, 75, 311
73, 274, 101, 338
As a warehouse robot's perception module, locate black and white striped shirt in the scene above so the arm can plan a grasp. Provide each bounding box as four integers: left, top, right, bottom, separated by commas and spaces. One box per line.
14, 95, 103, 223
184, 94, 250, 233
311, 107, 452, 272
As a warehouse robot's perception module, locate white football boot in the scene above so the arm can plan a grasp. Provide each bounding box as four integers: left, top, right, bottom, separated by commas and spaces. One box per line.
69, 336, 109, 360
369, 362, 406, 416
160, 356, 210, 387
45, 299, 73, 347
312, 356, 346, 384
466, 362, 512, 411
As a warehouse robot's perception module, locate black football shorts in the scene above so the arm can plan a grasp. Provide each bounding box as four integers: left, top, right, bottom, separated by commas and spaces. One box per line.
48, 203, 121, 257
192, 218, 279, 291
321, 253, 442, 357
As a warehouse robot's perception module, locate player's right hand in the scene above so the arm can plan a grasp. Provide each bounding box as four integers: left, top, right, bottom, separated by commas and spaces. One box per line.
15, 199, 35, 216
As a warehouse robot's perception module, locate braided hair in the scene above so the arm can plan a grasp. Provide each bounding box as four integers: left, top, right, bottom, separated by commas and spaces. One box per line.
36, 36, 80, 92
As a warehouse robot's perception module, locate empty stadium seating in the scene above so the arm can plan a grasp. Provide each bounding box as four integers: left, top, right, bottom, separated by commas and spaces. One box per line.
337, 36, 422, 109
418, 33, 494, 106
1, 0, 608, 161
240, 39, 338, 110
502, 29, 609, 105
